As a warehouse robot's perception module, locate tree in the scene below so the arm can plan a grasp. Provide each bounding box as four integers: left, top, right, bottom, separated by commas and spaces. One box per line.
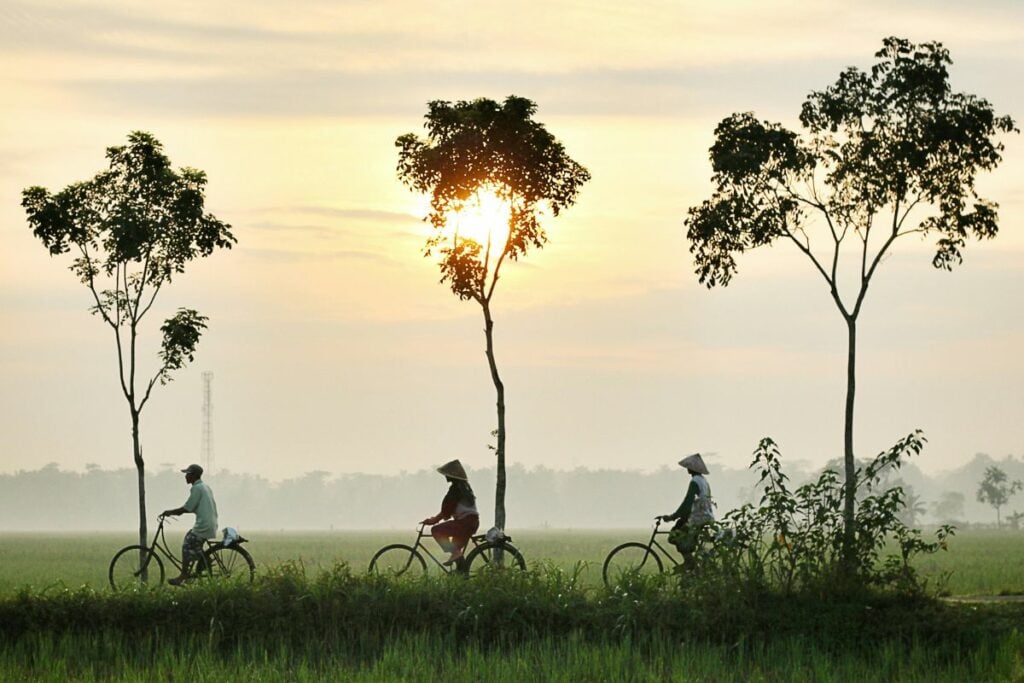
23, 131, 234, 556
931, 491, 965, 524
898, 485, 927, 528
684, 37, 1016, 564
396, 96, 590, 531
977, 466, 1022, 528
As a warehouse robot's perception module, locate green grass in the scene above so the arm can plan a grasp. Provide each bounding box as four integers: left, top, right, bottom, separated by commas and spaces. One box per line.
4, 630, 1023, 682
1, 528, 1022, 595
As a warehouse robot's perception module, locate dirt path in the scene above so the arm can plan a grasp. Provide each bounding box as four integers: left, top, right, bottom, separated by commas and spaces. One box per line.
942, 595, 1024, 603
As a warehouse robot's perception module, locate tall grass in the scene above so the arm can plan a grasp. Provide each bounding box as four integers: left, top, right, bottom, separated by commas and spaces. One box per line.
3, 629, 1022, 682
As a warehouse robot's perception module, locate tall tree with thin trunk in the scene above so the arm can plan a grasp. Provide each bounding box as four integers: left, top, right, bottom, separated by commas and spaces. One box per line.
977, 466, 1022, 528
684, 38, 1015, 569
396, 96, 590, 531
23, 132, 235, 559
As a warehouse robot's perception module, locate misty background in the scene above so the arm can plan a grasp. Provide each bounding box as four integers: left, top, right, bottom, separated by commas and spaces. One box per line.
1, 454, 1019, 532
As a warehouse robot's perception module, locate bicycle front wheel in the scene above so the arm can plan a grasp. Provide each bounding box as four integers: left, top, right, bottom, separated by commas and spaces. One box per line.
368, 544, 426, 577
109, 545, 165, 590
602, 542, 664, 587
201, 545, 256, 585
464, 541, 526, 577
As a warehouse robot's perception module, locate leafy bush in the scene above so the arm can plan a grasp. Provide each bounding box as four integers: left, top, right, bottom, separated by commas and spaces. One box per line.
699, 430, 954, 595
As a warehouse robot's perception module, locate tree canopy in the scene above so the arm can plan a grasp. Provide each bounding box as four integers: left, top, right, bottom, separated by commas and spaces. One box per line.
687, 37, 1016, 296
396, 95, 590, 301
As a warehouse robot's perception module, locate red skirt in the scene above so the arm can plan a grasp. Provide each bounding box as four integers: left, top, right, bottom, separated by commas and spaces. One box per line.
431, 515, 479, 543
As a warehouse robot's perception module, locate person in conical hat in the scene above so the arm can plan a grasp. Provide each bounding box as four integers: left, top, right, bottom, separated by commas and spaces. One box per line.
421, 459, 480, 569
678, 453, 709, 475
658, 453, 715, 570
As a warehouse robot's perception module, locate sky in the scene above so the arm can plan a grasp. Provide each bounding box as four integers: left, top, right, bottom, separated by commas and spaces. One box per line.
1, 0, 1022, 482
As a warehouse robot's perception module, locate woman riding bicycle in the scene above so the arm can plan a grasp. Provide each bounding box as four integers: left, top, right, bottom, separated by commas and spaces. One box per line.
658, 453, 715, 570
421, 459, 479, 569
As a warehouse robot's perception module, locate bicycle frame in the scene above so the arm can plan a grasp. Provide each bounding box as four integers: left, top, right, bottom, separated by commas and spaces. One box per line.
643, 518, 682, 568
138, 517, 185, 574
410, 523, 484, 573
146, 516, 220, 575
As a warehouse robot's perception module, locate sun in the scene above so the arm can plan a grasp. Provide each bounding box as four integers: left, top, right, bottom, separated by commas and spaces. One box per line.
446, 188, 512, 259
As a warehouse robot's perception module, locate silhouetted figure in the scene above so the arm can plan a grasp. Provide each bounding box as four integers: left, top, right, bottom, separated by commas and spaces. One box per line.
658, 453, 715, 570
162, 463, 218, 585
421, 460, 480, 569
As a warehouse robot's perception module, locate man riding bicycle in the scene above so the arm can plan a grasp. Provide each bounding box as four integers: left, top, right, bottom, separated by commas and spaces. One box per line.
161, 463, 218, 586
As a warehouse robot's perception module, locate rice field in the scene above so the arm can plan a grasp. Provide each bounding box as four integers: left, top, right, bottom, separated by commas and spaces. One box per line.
3, 528, 1023, 681
1, 528, 1022, 596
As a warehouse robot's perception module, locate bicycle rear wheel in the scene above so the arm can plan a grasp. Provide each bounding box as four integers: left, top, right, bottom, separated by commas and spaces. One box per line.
368, 544, 426, 577
464, 541, 526, 577
109, 545, 165, 590
602, 542, 664, 587
201, 545, 256, 585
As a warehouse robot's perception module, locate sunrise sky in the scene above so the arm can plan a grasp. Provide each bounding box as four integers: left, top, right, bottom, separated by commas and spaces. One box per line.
1, 0, 1021, 480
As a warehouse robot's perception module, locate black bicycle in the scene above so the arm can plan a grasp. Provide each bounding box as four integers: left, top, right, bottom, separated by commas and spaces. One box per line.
602, 517, 682, 587
108, 515, 255, 589
369, 524, 526, 577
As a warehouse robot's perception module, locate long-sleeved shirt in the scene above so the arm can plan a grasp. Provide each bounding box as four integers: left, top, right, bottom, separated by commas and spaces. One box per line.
439, 483, 479, 520
663, 479, 712, 528
664, 479, 700, 524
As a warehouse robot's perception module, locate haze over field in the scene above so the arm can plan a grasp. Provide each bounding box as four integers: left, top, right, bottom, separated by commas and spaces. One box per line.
1, 1, 1022, 487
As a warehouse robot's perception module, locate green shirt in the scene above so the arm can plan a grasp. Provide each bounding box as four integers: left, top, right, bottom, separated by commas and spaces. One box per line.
665, 480, 700, 523
183, 480, 218, 539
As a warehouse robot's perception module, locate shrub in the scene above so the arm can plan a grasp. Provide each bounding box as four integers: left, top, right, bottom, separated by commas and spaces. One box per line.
699, 430, 954, 596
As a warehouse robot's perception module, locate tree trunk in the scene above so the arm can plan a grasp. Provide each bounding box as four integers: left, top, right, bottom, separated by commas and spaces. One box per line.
481, 301, 506, 532
842, 316, 857, 570
132, 409, 149, 580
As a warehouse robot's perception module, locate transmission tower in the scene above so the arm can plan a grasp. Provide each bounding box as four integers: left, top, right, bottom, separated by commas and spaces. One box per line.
201, 372, 214, 474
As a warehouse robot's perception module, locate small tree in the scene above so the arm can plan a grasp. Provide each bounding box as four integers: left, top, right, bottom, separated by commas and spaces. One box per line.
1006, 511, 1024, 532
396, 96, 590, 530
931, 491, 965, 524
684, 37, 1016, 564
898, 485, 927, 528
23, 131, 234, 554
977, 466, 1022, 528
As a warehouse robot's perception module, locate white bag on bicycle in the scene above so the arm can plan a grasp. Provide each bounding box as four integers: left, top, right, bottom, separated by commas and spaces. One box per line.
222, 527, 240, 547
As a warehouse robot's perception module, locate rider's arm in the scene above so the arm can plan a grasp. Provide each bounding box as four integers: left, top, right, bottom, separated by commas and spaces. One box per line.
164, 485, 202, 518
421, 486, 458, 524
661, 480, 699, 522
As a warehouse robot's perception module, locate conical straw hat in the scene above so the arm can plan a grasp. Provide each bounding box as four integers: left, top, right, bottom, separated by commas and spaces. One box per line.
437, 459, 469, 481
678, 453, 709, 475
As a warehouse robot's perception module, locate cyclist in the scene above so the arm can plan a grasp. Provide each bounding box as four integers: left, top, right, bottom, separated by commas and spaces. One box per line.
420, 459, 479, 569
161, 463, 218, 585
658, 453, 715, 570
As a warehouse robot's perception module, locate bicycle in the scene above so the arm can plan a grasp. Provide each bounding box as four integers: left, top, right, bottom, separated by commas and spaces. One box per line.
602, 517, 684, 587
368, 523, 526, 577
108, 515, 255, 590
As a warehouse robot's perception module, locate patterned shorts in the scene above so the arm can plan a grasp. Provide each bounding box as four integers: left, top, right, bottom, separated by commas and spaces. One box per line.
182, 530, 206, 565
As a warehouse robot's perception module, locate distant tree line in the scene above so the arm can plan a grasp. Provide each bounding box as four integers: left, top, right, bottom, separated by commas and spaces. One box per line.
1, 453, 1020, 532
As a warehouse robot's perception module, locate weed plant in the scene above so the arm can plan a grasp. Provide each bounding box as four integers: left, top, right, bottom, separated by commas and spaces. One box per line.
699, 431, 955, 596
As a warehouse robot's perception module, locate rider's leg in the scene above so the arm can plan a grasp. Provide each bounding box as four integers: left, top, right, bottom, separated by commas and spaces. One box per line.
170, 530, 204, 585
431, 523, 456, 553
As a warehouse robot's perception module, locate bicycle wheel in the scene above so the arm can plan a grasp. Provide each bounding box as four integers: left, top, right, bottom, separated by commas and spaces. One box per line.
464, 541, 526, 577
201, 545, 256, 585
109, 545, 165, 590
368, 544, 427, 577
602, 542, 664, 587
